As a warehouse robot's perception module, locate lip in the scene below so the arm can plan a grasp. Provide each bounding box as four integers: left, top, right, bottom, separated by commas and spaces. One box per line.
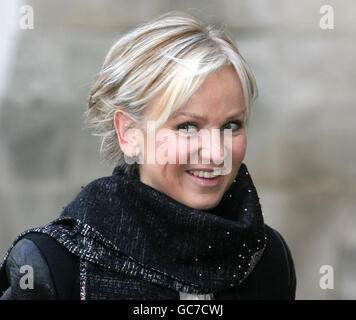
187, 167, 223, 173
185, 170, 223, 187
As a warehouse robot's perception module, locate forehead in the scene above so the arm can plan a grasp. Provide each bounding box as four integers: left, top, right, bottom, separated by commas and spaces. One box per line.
179, 65, 245, 114
143, 65, 245, 124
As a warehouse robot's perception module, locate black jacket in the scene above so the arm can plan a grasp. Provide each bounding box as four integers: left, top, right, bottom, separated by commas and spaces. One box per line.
0, 224, 296, 300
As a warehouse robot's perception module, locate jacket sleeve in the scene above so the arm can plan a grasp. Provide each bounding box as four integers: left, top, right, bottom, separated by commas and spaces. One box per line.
0, 238, 57, 300
271, 228, 297, 299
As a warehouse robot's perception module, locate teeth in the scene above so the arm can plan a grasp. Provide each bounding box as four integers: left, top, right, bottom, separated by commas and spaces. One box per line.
188, 170, 220, 178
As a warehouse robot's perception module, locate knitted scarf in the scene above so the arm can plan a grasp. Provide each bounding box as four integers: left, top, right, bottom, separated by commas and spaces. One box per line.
0, 162, 267, 295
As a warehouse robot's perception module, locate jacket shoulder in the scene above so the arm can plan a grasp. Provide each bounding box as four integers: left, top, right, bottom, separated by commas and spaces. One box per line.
0, 237, 57, 299
0, 233, 80, 300
259, 224, 297, 299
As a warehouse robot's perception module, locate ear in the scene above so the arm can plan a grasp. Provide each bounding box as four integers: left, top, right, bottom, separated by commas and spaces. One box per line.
114, 110, 140, 158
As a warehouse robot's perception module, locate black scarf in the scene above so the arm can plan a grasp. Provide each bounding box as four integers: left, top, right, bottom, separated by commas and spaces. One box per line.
61, 162, 267, 293
1, 162, 267, 295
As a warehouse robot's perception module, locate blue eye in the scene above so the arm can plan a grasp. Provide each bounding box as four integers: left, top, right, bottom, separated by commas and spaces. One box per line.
176, 120, 243, 136
222, 121, 243, 131
177, 122, 199, 135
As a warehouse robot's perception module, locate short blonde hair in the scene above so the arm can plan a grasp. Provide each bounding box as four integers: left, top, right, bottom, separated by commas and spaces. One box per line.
84, 11, 258, 175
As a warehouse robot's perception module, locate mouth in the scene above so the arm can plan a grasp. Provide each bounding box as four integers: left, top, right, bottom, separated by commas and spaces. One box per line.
185, 169, 223, 187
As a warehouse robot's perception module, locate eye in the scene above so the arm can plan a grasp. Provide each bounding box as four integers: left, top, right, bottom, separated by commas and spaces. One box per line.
222, 121, 243, 131
176, 122, 199, 136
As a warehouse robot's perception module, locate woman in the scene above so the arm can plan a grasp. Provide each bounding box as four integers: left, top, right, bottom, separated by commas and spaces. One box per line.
0, 11, 296, 300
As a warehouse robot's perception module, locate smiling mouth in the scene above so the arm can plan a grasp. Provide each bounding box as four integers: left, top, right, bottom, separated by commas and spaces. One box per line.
185, 170, 223, 186
187, 170, 220, 178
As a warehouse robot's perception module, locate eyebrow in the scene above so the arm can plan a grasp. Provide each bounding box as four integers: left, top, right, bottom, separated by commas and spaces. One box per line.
172, 110, 245, 121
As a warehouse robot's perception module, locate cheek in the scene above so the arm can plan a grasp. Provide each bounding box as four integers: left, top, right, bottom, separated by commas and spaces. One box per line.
231, 134, 247, 163
156, 135, 182, 165
175, 136, 191, 164
156, 135, 190, 165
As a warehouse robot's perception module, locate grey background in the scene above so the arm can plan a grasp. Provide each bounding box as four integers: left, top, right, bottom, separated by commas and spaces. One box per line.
0, 0, 355, 299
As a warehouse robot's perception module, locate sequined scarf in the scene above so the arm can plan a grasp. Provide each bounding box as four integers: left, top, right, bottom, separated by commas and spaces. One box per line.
0, 162, 267, 295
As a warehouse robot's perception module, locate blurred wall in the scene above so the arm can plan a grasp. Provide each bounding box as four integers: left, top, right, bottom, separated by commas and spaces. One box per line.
0, 0, 355, 299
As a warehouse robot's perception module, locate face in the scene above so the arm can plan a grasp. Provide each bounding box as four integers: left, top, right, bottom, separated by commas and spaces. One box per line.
137, 65, 247, 210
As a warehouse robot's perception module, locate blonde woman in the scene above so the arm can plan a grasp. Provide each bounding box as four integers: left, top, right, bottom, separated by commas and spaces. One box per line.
0, 12, 296, 300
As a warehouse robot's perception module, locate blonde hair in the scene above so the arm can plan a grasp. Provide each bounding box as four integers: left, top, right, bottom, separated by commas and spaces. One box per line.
84, 11, 258, 175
